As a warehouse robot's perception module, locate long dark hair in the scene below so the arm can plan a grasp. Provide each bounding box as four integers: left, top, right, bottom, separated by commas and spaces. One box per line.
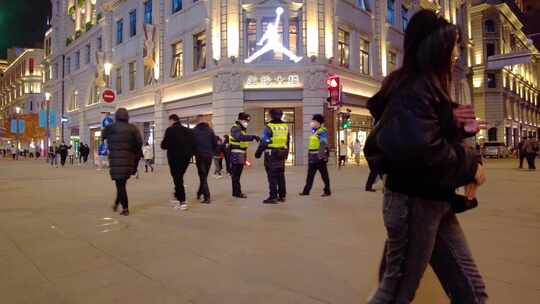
379, 9, 461, 101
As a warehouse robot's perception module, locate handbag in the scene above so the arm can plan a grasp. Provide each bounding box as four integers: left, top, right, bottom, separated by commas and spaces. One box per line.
449, 194, 478, 214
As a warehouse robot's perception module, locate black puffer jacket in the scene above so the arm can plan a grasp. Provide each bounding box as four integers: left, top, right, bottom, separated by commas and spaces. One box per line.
364, 78, 479, 200
193, 122, 217, 158
102, 109, 143, 180
161, 122, 195, 166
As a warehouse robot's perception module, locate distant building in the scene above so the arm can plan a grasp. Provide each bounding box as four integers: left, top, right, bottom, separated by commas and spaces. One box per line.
470, 0, 540, 145
0, 48, 45, 151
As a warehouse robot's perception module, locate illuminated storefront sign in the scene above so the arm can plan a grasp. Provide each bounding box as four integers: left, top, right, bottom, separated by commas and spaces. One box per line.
244, 73, 302, 89
245, 7, 303, 63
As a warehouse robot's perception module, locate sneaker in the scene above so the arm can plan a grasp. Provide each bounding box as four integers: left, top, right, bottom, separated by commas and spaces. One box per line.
112, 204, 119, 212
179, 203, 189, 211
299, 192, 309, 196
233, 193, 248, 199
321, 192, 331, 197
278, 197, 286, 203
201, 198, 211, 204
170, 199, 180, 206
120, 210, 130, 216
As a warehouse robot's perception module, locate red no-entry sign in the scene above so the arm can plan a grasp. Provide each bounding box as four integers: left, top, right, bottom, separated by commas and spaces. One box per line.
102, 89, 116, 103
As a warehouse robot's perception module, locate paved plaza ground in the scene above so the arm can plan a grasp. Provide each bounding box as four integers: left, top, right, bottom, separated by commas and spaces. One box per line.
0, 158, 539, 303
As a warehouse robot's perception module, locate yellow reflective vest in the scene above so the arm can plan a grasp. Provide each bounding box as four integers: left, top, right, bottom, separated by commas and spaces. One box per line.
267, 123, 289, 149
309, 127, 327, 151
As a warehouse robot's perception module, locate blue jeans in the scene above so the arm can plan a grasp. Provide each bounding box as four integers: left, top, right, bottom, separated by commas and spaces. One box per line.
369, 190, 488, 304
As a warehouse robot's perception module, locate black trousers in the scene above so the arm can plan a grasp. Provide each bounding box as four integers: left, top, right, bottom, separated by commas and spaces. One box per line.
526, 153, 537, 169
266, 166, 286, 199
114, 179, 129, 210
366, 169, 381, 190
302, 161, 331, 195
231, 164, 244, 196
60, 153, 68, 166
225, 150, 232, 174
519, 153, 526, 168
170, 161, 190, 202
196, 155, 212, 199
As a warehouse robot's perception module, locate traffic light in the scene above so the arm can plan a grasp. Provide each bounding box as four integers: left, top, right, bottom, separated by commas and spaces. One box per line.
339, 109, 352, 130
326, 75, 341, 107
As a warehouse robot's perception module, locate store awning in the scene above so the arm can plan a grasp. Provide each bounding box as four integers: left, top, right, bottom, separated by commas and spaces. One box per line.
487, 51, 536, 70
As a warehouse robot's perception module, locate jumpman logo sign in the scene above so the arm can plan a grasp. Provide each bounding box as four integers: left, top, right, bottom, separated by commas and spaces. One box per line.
244, 7, 303, 63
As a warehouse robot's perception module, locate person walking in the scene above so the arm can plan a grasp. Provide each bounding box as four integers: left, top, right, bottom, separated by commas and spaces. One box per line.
193, 115, 217, 204
229, 113, 260, 198
352, 139, 362, 165
299, 114, 331, 197
82, 143, 90, 164
524, 135, 538, 170
255, 109, 289, 204
142, 142, 154, 172
223, 135, 232, 175
102, 108, 143, 216
161, 114, 195, 210
29, 145, 36, 159
338, 140, 348, 167
11, 145, 17, 160
518, 136, 527, 168
58, 141, 71, 167
364, 10, 487, 304
67, 144, 75, 165
213, 137, 225, 177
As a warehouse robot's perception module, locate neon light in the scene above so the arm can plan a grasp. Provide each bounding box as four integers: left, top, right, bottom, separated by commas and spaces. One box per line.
244, 7, 303, 63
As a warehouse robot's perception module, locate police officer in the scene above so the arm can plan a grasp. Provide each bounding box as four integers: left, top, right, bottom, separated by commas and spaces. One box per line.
300, 114, 331, 197
255, 109, 290, 204
229, 112, 260, 198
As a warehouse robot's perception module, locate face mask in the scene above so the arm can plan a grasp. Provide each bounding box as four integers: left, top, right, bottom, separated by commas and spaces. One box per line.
310, 121, 320, 129
241, 121, 249, 128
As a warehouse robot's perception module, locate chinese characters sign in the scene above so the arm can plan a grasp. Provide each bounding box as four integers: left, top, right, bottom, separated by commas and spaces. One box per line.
244, 74, 302, 89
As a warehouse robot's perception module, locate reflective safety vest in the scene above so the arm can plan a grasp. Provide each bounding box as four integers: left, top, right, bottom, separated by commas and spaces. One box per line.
229, 124, 249, 150
267, 123, 289, 149
308, 127, 327, 151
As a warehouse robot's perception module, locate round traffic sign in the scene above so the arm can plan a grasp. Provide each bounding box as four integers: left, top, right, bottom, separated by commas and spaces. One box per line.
102, 89, 116, 103
102, 116, 114, 128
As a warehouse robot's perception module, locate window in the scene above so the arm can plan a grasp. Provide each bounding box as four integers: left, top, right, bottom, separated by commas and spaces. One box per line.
246, 18, 257, 58
85, 44, 91, 64
357, 0, 369, 11
485, 20, 495, 33
88, 85, 99, 105
115, 67, 123, 94
129, 10, 137, 37
66, 57, 71, 74
487, 73, 496, 88
129, 61, 136, 91
144, 0, 152, 24
486, 43, 495, 57
116, 19, 124, 44
172, 0, 182, 14
289, 17, 299, 60
338, 29, 350, 68
401, 6, 409, 30
97, 36, 103, 52
387, 0, 395, 25
69, 91, 78, 111
170, 41, 183, 78
360, 39, 370, 75
75, 51, 80, 70
193, 32, 206, 71
388, 51, 397, 73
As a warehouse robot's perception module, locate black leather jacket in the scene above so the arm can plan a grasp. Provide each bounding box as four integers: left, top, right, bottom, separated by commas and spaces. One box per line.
364, 79, 479, 200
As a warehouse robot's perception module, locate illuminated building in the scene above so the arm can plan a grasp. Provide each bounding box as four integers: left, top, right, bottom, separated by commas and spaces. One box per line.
470, 0, 540, 145
44, 0, 473, 164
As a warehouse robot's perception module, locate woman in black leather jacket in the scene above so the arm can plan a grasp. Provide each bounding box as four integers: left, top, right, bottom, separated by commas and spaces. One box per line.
365, 10, 487, 304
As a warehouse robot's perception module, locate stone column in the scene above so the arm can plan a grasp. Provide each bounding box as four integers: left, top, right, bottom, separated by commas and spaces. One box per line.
153, 90, 168, 165
301, 66, 328, 166
212, 69, 244, 137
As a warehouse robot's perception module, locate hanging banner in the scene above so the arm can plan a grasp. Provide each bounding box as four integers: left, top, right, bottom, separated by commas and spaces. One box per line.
39, 110, 47, 128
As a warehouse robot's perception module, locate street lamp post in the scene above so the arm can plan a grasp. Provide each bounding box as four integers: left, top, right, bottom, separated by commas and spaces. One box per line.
15, 106, 21, 160
45, 92, 51, 160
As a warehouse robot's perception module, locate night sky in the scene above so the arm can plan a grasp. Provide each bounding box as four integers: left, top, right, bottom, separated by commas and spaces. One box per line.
0, 0, 51, 59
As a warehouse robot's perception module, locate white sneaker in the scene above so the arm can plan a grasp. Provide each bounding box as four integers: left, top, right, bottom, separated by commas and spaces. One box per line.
180, 204, 188, 211
170, 199, 180, 207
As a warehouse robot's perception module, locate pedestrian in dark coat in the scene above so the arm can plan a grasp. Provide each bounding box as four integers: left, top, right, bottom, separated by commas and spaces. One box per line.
518, 136, 527, 168
58, 142, 72, 167
193, 115, 217, 203
161, 114, 195, 210
364, 10, 487, 303
102, 108, 143, 216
